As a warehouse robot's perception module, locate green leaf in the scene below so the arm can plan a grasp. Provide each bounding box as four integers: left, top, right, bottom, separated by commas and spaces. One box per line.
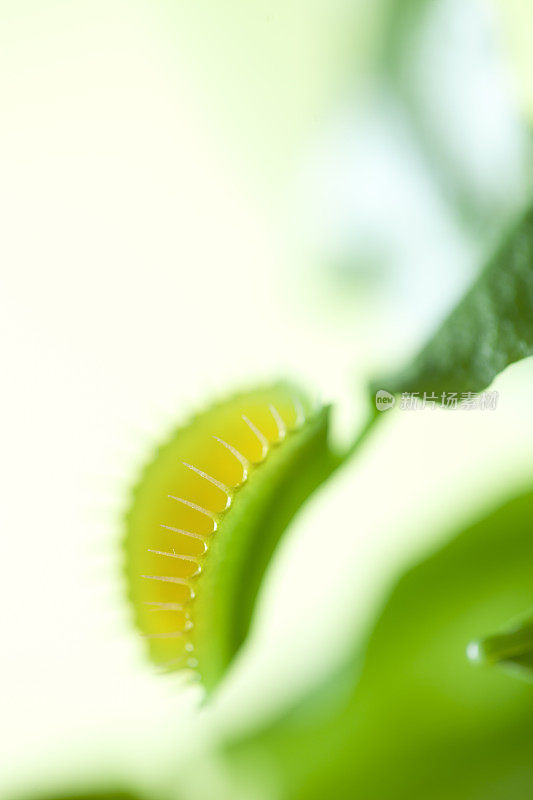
469, 610, 533, 674
124, 383, 340, 693
222, 488, 533, 799
376, 206, 533, 397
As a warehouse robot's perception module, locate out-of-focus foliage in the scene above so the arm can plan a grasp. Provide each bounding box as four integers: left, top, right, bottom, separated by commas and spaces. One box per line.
377, 205, 533, 396
220, 488, 533, 799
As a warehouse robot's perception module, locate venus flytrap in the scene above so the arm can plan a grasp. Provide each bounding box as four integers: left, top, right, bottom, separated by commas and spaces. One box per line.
124, 384, 346, 693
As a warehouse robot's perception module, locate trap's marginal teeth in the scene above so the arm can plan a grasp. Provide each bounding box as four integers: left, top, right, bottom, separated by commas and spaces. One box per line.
241, 414, 270, 459
159, 524, 209, 549
182, 461, 232, 498
141, 574, 191, 585
269, 404, 287, 440
147, 548, 202, 564
292, 396, 306, 428
155, 655, 192, 673
141, 575, 196, 600
168, 495, 219, 528
212, 435, 250, 482
147, 549, 202, 576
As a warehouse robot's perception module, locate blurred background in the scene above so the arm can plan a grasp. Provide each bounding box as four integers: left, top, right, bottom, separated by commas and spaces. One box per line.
2, 0, 533, 798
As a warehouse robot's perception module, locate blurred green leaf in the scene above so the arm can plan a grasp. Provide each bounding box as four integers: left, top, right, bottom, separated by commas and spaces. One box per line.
223, 488, 533, 799
376, 206, 533, 397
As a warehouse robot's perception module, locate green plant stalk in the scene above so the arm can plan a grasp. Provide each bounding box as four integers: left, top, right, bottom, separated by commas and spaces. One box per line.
470, 612, 533, 672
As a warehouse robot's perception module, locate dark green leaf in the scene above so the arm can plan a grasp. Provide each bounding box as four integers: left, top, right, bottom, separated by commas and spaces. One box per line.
376, 207, 533, 396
